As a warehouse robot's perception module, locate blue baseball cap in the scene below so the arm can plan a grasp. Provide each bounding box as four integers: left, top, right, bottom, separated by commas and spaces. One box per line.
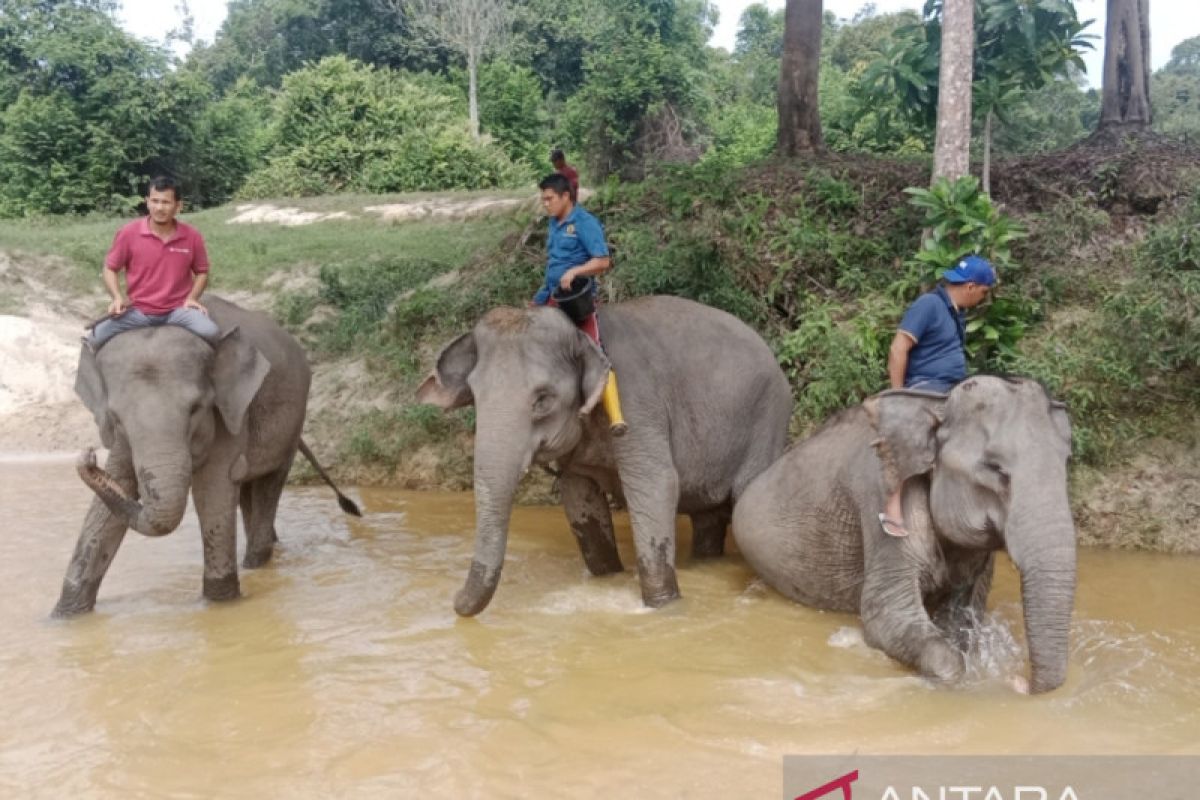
942, 255, 996, 286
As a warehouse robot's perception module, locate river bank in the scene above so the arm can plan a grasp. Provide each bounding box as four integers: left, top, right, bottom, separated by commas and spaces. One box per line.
2, 148, 1197, 551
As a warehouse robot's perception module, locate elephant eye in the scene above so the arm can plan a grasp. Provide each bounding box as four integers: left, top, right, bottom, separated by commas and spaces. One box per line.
982, 460, 1009, 482
532, 390, 556, 419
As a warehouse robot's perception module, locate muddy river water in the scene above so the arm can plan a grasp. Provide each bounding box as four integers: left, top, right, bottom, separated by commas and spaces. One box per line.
1, 456, 1197, 797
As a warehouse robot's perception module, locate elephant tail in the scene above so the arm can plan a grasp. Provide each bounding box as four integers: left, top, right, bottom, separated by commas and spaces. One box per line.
298, 438, 363, 517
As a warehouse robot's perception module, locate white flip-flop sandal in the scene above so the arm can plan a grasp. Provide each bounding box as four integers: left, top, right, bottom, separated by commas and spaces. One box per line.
878, 513, 909, 538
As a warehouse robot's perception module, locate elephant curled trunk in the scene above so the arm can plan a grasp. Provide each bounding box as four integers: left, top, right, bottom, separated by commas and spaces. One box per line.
76, 447, 189, 538
454, 422, 529, 617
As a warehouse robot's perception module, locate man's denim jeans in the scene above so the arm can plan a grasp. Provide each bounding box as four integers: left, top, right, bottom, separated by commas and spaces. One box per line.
89, 307, 220, 349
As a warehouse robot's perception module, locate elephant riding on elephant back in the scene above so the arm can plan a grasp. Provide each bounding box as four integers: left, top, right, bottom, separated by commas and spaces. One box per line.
54, 296, 359, 617
733, 376, 1077, 694
418, 295, 794, 616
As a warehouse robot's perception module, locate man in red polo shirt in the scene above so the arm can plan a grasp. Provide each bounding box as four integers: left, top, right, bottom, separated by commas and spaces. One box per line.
86, 176, 220, 350
550, 148, 580, 203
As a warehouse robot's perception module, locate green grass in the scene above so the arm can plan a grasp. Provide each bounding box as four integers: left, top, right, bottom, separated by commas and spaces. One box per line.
0, 191, 533, 292
0, 190, 536, 487
0, 287, 21, 315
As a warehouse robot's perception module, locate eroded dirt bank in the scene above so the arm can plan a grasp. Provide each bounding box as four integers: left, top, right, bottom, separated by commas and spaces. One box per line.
2, 181, 1197, 552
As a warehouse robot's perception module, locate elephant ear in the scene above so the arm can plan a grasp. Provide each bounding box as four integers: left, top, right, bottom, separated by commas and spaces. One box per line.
74, 344, 114, 448
1049, 400, 1072, 454
864, 390, 947, 493
416, 332, 476, 410
212, 325, 271, 436
576, 331, 610, 416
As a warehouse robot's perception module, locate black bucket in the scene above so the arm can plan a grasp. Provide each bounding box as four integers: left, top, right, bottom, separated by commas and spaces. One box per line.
553, 276, 596, 323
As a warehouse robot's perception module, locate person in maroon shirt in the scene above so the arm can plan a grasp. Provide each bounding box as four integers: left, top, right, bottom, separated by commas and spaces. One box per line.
86, 176, 220, 350
550, 148, 579, 202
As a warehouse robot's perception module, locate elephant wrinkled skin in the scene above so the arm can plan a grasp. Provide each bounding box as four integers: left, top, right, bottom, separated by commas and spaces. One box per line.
54, 296, 354, 616
732, 376, 1076, 694
419, 296, 793, 616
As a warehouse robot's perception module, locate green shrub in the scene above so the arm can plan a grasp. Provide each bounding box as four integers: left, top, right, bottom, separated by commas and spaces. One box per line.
344, 404, 470, 467
605, 227, 761, 320
274, 292, 319, 329
776, 293, 903, 424
699, 103, 777, 168
1012, 190, 1200, 464
903, 175, 1033, 370
311, 256, 450, 355
476, 60, 553, 168
170, 76, 272, 207
1112, 192, 1200, 374
239, 56, 530, 197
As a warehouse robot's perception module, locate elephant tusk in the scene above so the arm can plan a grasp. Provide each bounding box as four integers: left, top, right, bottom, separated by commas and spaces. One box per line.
76, 448, 134, 503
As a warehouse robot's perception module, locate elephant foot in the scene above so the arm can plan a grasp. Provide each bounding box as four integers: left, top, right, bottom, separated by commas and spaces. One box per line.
1028, 665, 1067, 695
916, 638, 966, 684
51, 581, 99, 618
690, 536, 725, 559
637, 559, 681, 608
566, 501, 623, 576
52, 599, 95, 618
242, 545, 274, 569
689, 511, 729, 559
580, 542, 624, 576
203, 573, 241, 602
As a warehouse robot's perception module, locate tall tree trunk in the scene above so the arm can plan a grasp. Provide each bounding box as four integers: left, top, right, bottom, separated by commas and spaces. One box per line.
467, 44, 480, 140
931, 0, 975, 183
1099, 0, 1152, 130
775, 0, 824, 156
982, 109, 993, 195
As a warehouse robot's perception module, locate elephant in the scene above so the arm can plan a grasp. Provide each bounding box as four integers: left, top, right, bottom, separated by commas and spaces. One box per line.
417, 296, 793, 616
731, 376, 1076, 693
53, 296, 360, 617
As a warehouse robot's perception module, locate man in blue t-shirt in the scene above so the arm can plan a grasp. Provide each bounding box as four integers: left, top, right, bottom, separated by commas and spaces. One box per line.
534, 172, 626, 435
534, 173, 610, 306
879, 255, 996, 537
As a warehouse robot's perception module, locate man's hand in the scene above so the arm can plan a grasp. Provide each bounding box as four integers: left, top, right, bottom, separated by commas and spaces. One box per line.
185, 297, 209, 315
107, 296, 128, 316
559, 269, 577, 291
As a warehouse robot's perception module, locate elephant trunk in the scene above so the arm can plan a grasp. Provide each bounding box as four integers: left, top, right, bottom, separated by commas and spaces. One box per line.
455, 415, 531, 617
1006, 476, 1077, 694
76, 447, 191, 537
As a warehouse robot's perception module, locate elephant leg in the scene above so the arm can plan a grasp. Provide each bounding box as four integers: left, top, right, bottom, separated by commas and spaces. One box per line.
931, 552, 995, 651
859, 522, 964, 683
53, 443, 134, 617
559, 473, 623, 576
193, 458, 241, 602
240, 460, 292, 569
862, 583, 965, 683
689, 506, 730, 559
614, 438, 681, 608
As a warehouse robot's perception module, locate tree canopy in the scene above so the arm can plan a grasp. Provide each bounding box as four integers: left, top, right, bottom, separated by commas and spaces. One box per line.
0, 0, 1188, 216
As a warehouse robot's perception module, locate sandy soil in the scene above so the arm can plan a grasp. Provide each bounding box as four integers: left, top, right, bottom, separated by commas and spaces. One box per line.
227, 191, 594, 227
226, 194, 557, 227
1075, 443, 1200, 553
227, 204, 357, 226
0, 252, 105, 454
363, 196, 534, 222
